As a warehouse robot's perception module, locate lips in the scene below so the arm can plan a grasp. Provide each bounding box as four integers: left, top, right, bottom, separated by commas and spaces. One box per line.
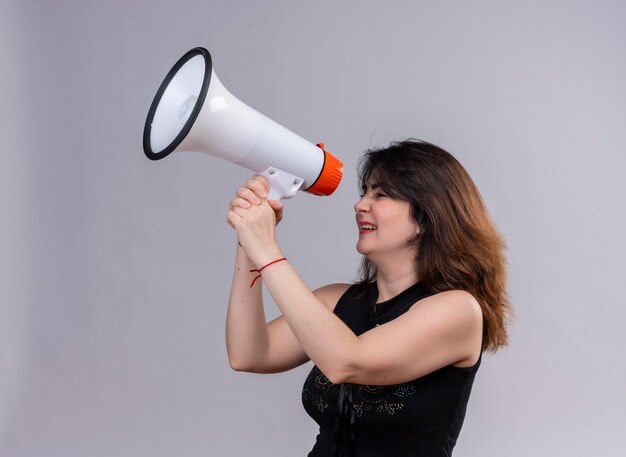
358, 221, 377, 232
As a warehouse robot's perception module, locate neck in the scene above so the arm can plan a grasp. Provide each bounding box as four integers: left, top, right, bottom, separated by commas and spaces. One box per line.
371, 253, 419, 303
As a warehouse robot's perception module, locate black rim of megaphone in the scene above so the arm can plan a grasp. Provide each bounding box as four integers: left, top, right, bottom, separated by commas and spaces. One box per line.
143, 47, 212, 161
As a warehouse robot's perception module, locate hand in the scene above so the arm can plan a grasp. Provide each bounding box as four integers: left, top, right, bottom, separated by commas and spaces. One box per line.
227, 176, 284, 266
227, 175, 284, 228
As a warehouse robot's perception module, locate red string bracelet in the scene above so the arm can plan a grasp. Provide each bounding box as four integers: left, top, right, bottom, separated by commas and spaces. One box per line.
249, 257, 287, 288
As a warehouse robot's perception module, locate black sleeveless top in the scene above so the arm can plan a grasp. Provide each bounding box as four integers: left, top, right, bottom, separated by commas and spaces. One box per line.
301, 282, 481, 457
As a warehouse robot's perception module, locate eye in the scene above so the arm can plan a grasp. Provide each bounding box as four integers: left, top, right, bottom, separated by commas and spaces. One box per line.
375, 192, 388, 198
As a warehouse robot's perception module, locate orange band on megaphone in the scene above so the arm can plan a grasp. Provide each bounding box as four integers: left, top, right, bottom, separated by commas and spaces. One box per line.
305, 143, 344, 196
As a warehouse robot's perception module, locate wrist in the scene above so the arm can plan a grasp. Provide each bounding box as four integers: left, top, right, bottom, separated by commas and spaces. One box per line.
252, 244, 284, 269
249, 256, 288, 288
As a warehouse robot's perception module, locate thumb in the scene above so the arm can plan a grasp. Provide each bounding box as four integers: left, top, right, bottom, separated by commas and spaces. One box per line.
268, 199, 284, 211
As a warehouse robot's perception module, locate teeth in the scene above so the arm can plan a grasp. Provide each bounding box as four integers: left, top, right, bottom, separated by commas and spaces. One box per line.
361, 224, 377, 230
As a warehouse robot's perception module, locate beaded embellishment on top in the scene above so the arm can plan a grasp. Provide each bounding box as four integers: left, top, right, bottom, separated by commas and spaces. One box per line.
352, 383, 416, 417
302, 365, 417, 417
302, 365, 333, 413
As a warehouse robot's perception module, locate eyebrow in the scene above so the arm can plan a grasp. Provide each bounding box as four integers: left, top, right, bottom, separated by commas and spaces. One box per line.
362, 182, 382, 191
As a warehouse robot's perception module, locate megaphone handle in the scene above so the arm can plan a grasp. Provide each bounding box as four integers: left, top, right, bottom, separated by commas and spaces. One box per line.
260, 168, 305, 201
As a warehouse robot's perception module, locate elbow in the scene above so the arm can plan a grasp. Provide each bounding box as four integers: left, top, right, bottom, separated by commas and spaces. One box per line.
228, 354, 267, 373
326, 372, 347, 385
322, 353, 360, 385
324, 365, 353, 385
228, 358, 248, 372
227, 354, 254, 373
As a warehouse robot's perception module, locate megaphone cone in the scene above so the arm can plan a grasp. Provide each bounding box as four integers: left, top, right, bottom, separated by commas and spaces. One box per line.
143, 47, 343, 200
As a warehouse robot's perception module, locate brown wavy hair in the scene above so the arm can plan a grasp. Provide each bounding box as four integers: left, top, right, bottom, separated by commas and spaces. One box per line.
357, 139, 511, 352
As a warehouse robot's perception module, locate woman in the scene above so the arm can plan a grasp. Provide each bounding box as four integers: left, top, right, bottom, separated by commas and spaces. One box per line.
226, 139, 511, 456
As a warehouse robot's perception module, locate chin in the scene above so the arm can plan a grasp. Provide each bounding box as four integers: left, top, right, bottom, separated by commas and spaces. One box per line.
356, 242, 373, 257
355, 241, 367, 255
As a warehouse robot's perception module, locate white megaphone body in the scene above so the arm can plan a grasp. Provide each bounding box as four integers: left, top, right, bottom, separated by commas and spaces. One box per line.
143, 47, 343, 200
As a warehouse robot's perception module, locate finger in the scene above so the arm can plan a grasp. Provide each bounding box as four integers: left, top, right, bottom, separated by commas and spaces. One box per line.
232, 204, 258, 219
226, 210, 242, 228
231, 196, 252, 209
231, 205, 247, 218
249, 174, 270, 190
268, 199, 284, 217
268, 200, 284, 211
246, 175, 269, 198
236, 187, 261, 205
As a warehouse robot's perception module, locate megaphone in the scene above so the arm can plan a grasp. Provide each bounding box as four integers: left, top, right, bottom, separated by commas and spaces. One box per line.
143, 47, 343, 200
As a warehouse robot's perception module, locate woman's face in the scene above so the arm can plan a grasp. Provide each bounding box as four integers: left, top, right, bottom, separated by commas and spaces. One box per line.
354, 175, 420, 260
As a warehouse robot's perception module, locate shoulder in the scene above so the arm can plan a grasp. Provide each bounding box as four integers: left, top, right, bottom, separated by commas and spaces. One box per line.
416, 289, 481, 316
408, 289, 483, 346
313, 283, 353, 312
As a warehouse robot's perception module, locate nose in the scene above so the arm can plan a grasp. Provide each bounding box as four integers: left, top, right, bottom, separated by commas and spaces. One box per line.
354, 195, 369, 213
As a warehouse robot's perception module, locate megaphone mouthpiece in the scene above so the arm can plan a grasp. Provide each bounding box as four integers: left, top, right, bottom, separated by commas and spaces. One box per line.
306, 144, 343, 196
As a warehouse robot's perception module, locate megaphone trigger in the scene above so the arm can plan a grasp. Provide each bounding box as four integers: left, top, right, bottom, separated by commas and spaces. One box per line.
260, 168, 304, 201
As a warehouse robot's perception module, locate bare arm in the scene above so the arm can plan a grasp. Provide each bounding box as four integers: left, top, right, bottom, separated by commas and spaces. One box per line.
225, 243, 307, 373
225, 175, 349, 374
225, 244, 348, 373
254, 256, 483, 385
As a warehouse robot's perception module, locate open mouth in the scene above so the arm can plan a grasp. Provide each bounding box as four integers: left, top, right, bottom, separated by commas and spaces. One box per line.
359, 223, 377, 232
